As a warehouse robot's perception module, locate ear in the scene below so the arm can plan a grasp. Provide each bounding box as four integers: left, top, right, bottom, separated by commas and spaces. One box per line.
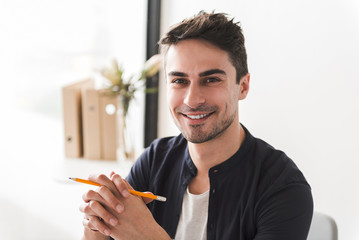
238, 73, 250, 100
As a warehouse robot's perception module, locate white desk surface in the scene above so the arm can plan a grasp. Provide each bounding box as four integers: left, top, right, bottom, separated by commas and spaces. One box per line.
0, 106, 133, 240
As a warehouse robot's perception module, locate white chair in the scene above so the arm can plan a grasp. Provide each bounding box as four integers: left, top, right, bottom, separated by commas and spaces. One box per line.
307, 212, 338, 240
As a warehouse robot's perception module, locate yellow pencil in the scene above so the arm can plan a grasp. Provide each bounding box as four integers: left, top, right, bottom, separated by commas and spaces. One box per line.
69, 177, 166, 202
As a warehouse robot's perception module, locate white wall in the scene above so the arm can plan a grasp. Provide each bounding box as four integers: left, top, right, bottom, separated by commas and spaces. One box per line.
0, 1, 147, 239
0, 0, 147, 152
158, 1, 359, 239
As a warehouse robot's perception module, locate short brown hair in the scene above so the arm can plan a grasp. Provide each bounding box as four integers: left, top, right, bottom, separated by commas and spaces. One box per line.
159, 11, 248, 83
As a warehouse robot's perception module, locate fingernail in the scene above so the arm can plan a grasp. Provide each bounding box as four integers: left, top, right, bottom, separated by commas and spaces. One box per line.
122, 190, 130, 197
110, 218, 117, 226
116, 204, 123, 213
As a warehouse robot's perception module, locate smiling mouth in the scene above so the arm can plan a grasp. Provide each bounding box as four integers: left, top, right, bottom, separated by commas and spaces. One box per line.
183, 112, 213, 120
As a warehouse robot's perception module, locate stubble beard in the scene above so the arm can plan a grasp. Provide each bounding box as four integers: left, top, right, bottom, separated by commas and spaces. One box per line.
176, 106, 237, 144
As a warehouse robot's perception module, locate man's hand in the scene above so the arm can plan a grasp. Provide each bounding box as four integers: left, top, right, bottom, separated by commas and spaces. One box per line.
80, 173, 127, 237
80, 172, 170, 240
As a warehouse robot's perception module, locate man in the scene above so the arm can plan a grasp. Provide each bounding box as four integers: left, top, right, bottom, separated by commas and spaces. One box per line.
80, 11, 313, 240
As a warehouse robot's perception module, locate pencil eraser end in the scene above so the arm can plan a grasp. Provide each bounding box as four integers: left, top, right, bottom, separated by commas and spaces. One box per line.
157, 196, 167, 202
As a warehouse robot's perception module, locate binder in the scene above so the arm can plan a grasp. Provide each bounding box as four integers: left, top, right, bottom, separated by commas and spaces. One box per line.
82, 88, 102, 160
99, 90, 119, 160
62, 79, 94, 158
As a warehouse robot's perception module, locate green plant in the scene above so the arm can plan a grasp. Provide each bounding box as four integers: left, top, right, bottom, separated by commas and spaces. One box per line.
100, 54, 162, 117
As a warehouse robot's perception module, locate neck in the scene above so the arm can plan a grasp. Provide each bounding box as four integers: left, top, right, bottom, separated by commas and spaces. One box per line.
188, 122, 245, 173
186, 122, 245, 194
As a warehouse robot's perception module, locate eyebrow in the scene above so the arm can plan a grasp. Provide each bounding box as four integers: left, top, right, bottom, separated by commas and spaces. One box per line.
199, 69, 226, 77
167, 69, 226, 77
167, 71, 188, 77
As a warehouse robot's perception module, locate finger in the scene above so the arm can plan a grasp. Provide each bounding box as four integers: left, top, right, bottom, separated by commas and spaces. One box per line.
120, 179, 154, 204
79, 203, 108, 219
87, 200, 118, 227
82, 186, 124, 215
86, 215, 111, 236
88, 174, 120, 197
82, 216, 98, 231
122, 178, 134, 190
121, 179, 154, 204
79, 200, 118, 230
111, 173, 131, 198
142, 192, 155, 204
79, 203, 95, 215
97, 185, 124, 213
82, 189, 103, 203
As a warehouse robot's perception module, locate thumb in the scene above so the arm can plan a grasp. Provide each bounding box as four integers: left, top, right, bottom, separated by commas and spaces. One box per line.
142, 192, 155, 204
122, 179, 154, 204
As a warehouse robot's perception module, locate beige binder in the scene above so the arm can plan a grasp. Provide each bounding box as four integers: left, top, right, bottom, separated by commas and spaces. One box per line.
99, 91, 118, 160
82, 88, 102, 160
62, 79, 94, 158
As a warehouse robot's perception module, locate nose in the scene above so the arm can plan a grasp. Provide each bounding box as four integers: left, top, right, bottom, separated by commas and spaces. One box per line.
183, 83, 205, 109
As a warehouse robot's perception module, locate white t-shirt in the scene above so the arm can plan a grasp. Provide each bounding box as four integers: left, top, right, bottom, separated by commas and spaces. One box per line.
174, 187, 210, 240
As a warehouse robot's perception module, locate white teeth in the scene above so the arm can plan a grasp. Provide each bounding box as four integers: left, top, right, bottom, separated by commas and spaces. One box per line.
186, 114, 209, 119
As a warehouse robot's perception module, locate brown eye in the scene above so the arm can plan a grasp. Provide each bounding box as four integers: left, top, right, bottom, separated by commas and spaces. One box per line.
203, 77, 221, 84
172, 78, 188, 84
170, 78, 189, 88
207, 77, 219, 82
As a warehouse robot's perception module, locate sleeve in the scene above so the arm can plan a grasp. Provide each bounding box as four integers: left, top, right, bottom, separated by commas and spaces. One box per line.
254, 183, 313, 240
125, 145, 152, 192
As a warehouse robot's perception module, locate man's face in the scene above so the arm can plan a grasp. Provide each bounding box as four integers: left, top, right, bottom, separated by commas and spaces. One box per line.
165, 39, 246, 144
